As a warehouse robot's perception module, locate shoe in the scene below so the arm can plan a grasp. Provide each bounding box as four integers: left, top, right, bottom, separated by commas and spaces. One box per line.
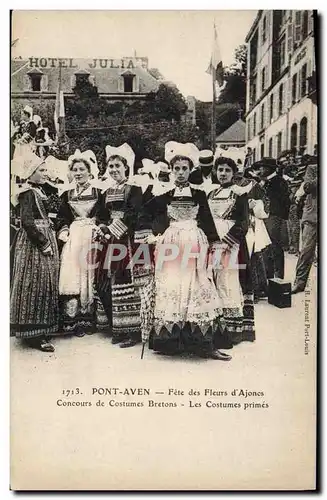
292, 285, 305, 294
112, 336, 124, 345
39, 339, 55, 352
211, 350, 232, 361
119, 339, 139, 348
75, 327, 86, 337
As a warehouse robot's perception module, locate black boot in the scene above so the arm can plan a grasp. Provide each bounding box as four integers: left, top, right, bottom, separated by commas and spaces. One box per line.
211, 349, 232, 361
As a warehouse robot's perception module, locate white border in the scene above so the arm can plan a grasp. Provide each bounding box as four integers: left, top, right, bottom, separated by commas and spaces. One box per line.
1, 3, 326, 498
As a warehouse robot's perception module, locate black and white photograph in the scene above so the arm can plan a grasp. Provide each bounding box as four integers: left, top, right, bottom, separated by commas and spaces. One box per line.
9, 9, 318, 491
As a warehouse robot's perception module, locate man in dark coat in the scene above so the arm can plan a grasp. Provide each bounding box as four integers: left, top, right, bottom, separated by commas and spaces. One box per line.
292, 157, 318, 293
256, 157, 291, 280
189, 150, 216, 186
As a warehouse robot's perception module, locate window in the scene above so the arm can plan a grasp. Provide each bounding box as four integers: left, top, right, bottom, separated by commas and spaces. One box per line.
253, 112, 257, 137
260, 142, 265, 159
301, 63, 308, 98
287, 22, 293, 53
279, 83, 284, 115
281, 10, 286, 24
260, 103, 265, 130
292, 73, 298, 104
299, 117, 308, 149
262, 15, 267, 43
30, 74, 41, 91
290, 123, 298, 150
250, 78, 257, 106
261, 67, 266, 92
269, 93, 274, 122
26, 68, 45, 92
268, 137, 273, 157
250, 31, 258, 72
273, 36, 286, 80
247, 119, 251, 142
302, 11, 309, 39
277, 132, 283, 155
308, 11, 314, 34
123, 74, 134, 92
280, 37, 286, 68
75, 74, 89, 86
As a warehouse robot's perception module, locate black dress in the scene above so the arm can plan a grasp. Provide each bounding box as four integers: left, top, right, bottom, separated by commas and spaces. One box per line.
96, 180, 143, 343
207, 183, 255, 344
11, 186, 60, 339
149, 184, 221, 356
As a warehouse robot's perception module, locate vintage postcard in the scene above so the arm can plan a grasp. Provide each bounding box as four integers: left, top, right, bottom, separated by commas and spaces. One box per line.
10, 10, 318, 490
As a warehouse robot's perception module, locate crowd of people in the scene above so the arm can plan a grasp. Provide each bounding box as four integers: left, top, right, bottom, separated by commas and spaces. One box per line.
10, 106, 318, 360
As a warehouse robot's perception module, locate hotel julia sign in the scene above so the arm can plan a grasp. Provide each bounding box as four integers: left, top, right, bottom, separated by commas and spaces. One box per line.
28, 57, 148, 69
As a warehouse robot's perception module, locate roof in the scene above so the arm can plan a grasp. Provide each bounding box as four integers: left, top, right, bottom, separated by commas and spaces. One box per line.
26, 68, 44, 75
216, 119, 246, 143
245, 10, 262, 42
74, 68, 91, 75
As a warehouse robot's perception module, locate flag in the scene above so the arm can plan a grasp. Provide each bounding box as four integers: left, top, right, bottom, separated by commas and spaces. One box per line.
54, 74, 65, 142
206, 23, 224, 87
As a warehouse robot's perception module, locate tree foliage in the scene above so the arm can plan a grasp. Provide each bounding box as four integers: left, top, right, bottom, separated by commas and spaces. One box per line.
63, 82, 195, 173
217, 44, 247, 115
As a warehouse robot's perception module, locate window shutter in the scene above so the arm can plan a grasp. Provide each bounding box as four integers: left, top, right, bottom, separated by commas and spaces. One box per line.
118, 76, 124, 93
40, 74, 48, 91
294, 11, 302, 46
70, 75, 76, 89
286, 77, 292, 109
133, 75, 140, 93
287, 22, 293, 58
292, 73, 297, 104
23, 74, 31, 91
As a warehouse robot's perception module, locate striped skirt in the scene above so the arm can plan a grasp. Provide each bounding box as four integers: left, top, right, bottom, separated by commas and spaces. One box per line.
96, 237, 142, 340
10, 222, 59, 338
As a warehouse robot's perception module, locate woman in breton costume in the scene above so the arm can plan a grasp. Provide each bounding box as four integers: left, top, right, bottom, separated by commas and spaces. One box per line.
10, 152, 60, 352
206, 156, 255, 345
96, 144, 143, 348
57, 149, 106, 335
149, 142, 231, 360
129, 158, 175, 346
33, 115, 54, 160
237, 163, 271, 302
12, 106, 37, 171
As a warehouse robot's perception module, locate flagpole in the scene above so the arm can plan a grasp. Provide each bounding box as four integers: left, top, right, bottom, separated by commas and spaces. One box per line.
211, 66, 217, 152
58, 64, 63, 144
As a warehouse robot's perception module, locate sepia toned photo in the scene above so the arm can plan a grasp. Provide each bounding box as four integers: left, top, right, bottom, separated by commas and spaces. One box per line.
10, 9, 318, 491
